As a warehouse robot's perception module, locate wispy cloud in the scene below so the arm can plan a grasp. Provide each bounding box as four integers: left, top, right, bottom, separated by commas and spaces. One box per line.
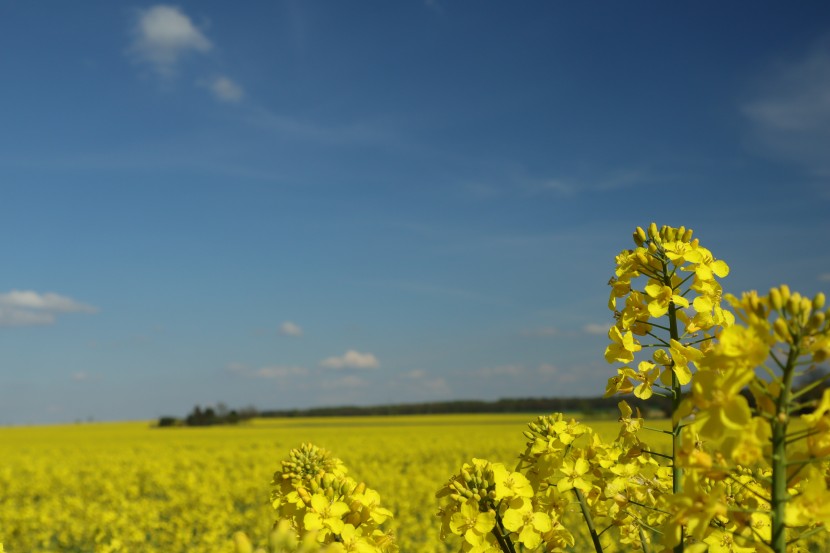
129, 5, 212, 75
582, 323, 608, 336
743, 36, 830, 177
522, 326, 559, 337
0, 290, 97, 327
254, 366, 308, 379
225, 362, 308, 379
209, 76, 244, 103
819, 273, 830, 282
320, 350, 380, 370
279, 321, 303, 337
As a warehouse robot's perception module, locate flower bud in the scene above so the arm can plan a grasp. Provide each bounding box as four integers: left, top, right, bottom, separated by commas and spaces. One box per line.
770, 288, 783, 311
809, 311, 825, 330
779, 284, 791, 303
814, 292, 826, 310
682, 228, 694, 242
648, 242, 658, 254
788, 294, 801, 314
634, 226, 647, 246
800, 297, 813, 316
648, 222, 658, 240
773, 318, 790, 342
664, 226, 677, 242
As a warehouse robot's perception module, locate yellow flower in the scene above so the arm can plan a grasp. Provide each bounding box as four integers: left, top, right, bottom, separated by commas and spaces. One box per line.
786, 468, 830, 528
501, 498, 552, 550
556, 457, 592, 493
644, 280, 690, 318
303, 494, 350, 537
605, 325, 642, 364
669, 339, 703, 385
449, 500, 495, 540
702, 529, 755, 553
690, 370, 753, 440
492, 466, 533, 500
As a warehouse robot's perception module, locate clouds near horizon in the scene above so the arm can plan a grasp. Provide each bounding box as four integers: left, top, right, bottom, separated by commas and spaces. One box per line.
320, 350, 380, 370
0, 290, 97, 327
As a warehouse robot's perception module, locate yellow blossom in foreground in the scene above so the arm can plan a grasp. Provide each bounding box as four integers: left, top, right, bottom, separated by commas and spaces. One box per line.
605, 325, 642, 364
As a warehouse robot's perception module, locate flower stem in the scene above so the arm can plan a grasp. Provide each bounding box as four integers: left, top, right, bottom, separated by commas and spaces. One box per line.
771, 342, 799, 553
574, 488, 604, 553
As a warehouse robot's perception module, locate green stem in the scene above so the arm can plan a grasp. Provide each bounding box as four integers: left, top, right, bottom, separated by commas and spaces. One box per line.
639, 525, 653, 553
667, 299, 684, 553
574, 488, 604, 553
771, 342, 799, 553
491, 511, 517, 553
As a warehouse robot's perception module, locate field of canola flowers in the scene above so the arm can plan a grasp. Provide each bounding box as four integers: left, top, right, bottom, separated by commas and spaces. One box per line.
0, 414, 650, 553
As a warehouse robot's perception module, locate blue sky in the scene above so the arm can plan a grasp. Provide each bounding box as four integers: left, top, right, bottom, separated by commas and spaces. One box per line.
1, 1, 829, 424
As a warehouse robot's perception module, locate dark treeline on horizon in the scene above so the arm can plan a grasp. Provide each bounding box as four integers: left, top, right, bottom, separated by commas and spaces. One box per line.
257, 395, 672, 418
156, 395, 672, 427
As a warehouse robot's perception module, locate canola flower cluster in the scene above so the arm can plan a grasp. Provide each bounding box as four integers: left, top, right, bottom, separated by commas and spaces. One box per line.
247, 223, 830, 553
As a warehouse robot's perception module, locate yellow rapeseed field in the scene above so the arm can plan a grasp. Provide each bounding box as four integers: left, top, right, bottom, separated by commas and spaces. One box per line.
0, 414, 658, 553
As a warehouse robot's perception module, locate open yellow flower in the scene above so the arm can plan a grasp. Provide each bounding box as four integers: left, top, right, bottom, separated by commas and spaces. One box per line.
556, 457, 592, 493
605, 325, 641, 364
644, 280, 690, 317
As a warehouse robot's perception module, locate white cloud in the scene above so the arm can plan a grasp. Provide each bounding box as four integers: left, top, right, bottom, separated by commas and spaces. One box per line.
254, 366, 308, 379
320, 350, 380, 370
210, 76, 244, 102
226, 362, 308, 379
537, 363, 558, 375
279, 321, 303, 337
523, 326, 558, 337
743, 36, 830, 176
0, 290, 97, 327
473, 365, 525, 377
582, 323, 608, 335
130, 5, 212, 75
